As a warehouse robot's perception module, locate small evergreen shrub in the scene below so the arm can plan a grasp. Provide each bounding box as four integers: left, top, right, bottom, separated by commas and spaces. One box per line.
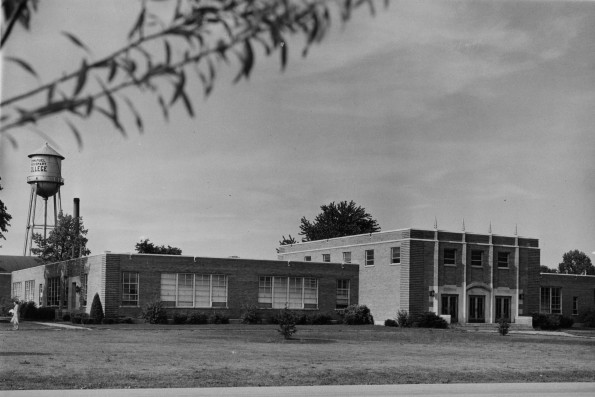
62, 313, 71, 322
187, 312, 209, 324
277, 307, 297, 339
89, 293, 104, 323
396, 310, 411, 327
72, 312, 90, 324
531, 313, 571, 330
240, 304, 262, 324
173, 312, 188, 324
311, 313, 333, 325
20, 301, 38, 320
208, 312, 230, 324
295, 313, 312, 325
384, 319, 398, 327
578, 309, 595, 328
497, 317, 510, 336
141, 300, 168, 324
559, 315, 574, 329
102, 318, 115, 324
118, 317, 134, 324
412, 312, 448, 329
35, 307, 56, 321
268, 311, 282, 324
342, 304, 374, 325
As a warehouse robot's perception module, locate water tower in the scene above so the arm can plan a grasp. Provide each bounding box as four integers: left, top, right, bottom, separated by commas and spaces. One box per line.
23, 142, 65, 256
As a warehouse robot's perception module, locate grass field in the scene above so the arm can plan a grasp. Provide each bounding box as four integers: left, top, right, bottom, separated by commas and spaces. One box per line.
1, 322, 594, 390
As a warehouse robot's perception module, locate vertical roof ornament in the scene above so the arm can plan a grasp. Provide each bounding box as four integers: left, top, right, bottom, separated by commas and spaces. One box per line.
462, 218, 466, 232
514, 224, 518, 236
434, 217, 438, 230
488, 222, 492, 234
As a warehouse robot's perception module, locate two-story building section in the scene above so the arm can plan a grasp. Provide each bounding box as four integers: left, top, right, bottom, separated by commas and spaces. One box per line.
277, 227, 540, 324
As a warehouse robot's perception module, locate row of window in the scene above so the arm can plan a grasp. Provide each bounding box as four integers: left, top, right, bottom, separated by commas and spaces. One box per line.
304, 247, 401, 267
445, 249, 511, 268
540, 287, 585, 316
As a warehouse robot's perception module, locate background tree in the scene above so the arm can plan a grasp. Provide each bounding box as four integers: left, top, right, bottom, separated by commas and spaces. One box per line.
292, 200, 380, 242
279, 234, 297, 246
557, 250, 594, 275
135, 238, 182, 255
540, 265, 557, 274
0, 177, 11, 245
1, 0, 383, 148
31, 212, 90, 263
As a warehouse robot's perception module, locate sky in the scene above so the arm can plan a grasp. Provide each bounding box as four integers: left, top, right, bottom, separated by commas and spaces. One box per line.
1, 0, 594, 268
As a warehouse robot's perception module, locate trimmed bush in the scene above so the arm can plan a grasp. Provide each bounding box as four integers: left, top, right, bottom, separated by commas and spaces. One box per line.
240, 304, 262, 324
559, 315, 574, 329
396, 310, 411, 327
412, 312, 448, 329
90, 293, 104, 323
118, 317, 134, 324
277, 307, 297, 339
187, 312, 209, 324
531, 313, 573, 330
35, 307, 56, 321
384, 319, 398, 327
497, 317, 510, 336
141, 300, 168, 324
20, 301, 38, 320
173, 313, 188, 324
62, 313, 71, 322
208, 312, 229, 324
311, 313, 333, 325
102, 318, 115, 324
578, 309, 595, 328
341, 304, 374, 325
295, 313, 312, 325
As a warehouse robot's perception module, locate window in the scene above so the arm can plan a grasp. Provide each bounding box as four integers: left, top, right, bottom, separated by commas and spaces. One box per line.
444, 249, 456, 265
471, 250, 483, 267
365, 250, 375, 266
573, 297, 578, 316
12, 282, 22, 300
304, 256, 311, 262
391, 247, 401, 264
336, 280, 350, 309
322, 254, 330, 262
24, 280, 34, 302
540, 287, 561, 314
81, 274, 88, 306
39, 284, 43, 306
47, 277, 60, 306
342, 252, 351, 264
258, 276, 318, 309
160, 273, 228, 308
122, 272, 139, 306
497, 252, 510, 268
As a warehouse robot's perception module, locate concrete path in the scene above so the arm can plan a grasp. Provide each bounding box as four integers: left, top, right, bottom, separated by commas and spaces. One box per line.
32, 322, 91, 330
1, 383, 595, 397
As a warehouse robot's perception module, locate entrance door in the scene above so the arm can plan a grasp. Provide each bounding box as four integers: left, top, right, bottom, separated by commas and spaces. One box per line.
441, 295, 458, 323
495, 296, 511, 322
468, 295, 485, 323
71, 282, 77, 310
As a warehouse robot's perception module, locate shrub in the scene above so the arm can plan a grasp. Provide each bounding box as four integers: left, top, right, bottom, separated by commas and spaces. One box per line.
35, 307, 56, 321
118, 317, 134, 324
277, 307, 297, 339
173, 312, 188, 324
295, 313, 312, 325
578, 309, 595, 328
141, 300, 168, 324
311, 313, 333, 325
102, 318, 115, 324
559, 315, 574, 329
187, 312, 209, 324
412, 312, 448, 329
268, 311, 282, 324
20, 301, 38, 320
497, 317, 510, 336
384, 319, 398, 327
342, 304, 374, 325
240, 304, 262, 324
72, 312, 90, 324
62, 313, 71, 322
531, 313, 572, 330
396, 309, 411, 327
89, 293, 104, 323
208, 312, 229, 324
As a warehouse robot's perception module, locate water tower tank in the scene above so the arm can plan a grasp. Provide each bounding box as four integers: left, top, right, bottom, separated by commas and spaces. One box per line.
27, 142, 64, 198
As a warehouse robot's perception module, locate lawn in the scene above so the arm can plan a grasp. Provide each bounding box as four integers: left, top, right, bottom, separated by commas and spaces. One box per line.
1, 322, 594, 390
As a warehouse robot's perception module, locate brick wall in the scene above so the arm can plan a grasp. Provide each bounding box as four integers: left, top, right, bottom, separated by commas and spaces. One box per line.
539, 273, 595, 317
10, 265, 46, 305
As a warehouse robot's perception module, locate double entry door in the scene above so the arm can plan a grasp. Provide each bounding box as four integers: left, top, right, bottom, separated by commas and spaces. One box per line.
468, 295, 485, 323
441, 295, 458, 323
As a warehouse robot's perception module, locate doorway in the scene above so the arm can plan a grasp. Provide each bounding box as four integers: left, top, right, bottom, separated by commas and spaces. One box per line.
468, 295, 485, 323
495, 296, 511, 322
71, 282, 77, 310
441, 295, 458, 323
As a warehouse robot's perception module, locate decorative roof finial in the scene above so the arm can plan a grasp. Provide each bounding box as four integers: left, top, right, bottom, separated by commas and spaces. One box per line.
488, 221, 492, 234
434, 216, 438, 230
462, 218, 466, 232
514, 224, 518, 236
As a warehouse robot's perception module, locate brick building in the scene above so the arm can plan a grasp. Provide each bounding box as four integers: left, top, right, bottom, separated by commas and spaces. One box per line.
277, 227, 542, 324
539, 273, 595, 317
9, 252, 359, 319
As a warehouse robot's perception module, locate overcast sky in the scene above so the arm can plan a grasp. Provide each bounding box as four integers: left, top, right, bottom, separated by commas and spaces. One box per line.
1, 0, 594, 268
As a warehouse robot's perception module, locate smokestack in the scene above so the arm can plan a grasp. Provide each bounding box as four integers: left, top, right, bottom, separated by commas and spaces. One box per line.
73, 198, 80, 219
73, 198, 80, 257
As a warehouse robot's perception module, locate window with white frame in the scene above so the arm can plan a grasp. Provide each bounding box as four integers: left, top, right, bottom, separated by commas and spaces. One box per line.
497, 252, 510, 268
258, 276, 318, 309
444, 249, 456, 265
122, 272, 139, 306
471, 250, 483, 267
540, 287, 561, 314
342, 252, 351, 264
304, 256, 311, 262
573, 297, 578, 315
81, 274, 88, 306
336, 280, 350, 309
12, 282, 22, 300
391, 247, 401, 264
322, 254, 330, 262
39, 284, 43, 306
24, 280, 34, 302
365, 250, 374, 266
47, 277, 60, 306
159, 274, 228, 308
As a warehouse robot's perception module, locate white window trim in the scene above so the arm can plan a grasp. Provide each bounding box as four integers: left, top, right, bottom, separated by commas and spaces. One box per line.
258, 276, 318, 310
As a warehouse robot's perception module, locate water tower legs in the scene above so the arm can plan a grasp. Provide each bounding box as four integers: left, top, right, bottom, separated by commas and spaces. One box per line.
23, 185, 62, 256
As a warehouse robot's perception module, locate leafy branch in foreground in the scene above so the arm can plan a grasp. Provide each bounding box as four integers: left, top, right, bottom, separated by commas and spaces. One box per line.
1, 0, 384, 148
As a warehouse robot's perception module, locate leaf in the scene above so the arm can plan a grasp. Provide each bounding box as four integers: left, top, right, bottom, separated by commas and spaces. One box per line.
169, 70, 186, 105
65, 119, 83, 149
5, 56, 38, 78
62, 31, 91, 53
123, 97, 144, 133
47, 84, 55, 104
107, 60, 118, 82
280, 41, 287, 71
164, 40, 171, 65
157, 95, 169, 121
73, 59, 88, 97
128, 6, 146, 39
243, 39, 254, 78
179, 90, 194, 117
85, 96, 94, 117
